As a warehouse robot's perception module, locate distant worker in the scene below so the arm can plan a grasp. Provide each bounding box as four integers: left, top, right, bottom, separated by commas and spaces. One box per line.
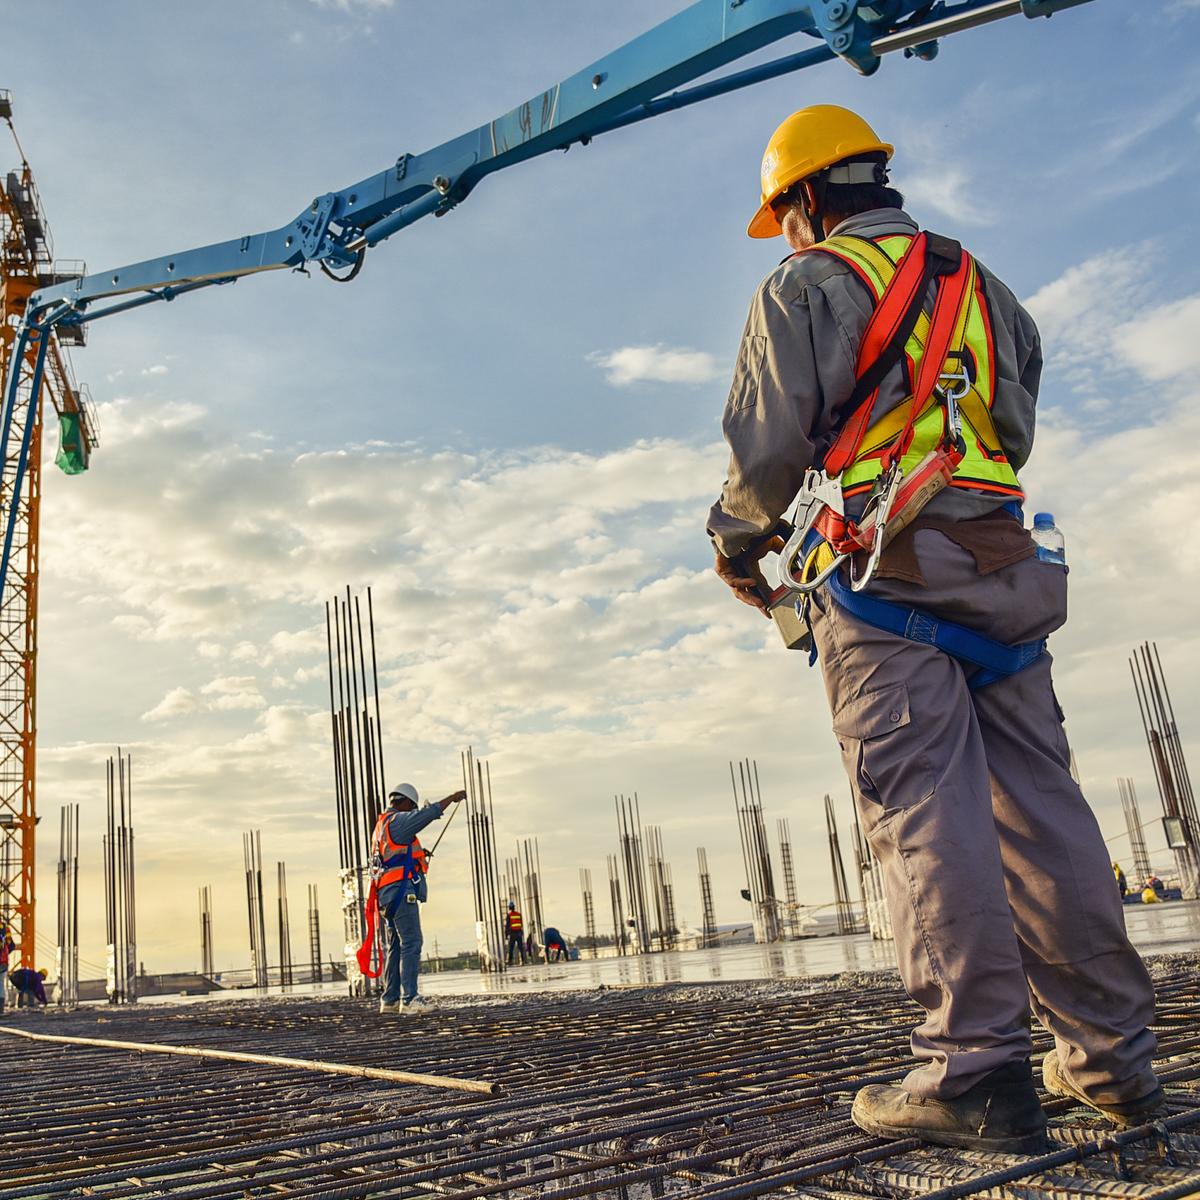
1146, 874, 1165, 897
1113, 862, 1127, 897
525, 931, 537, 962
361, 782, 465, 1015
544, 927, 569, 962
504, 901, 527, 965
1141, 884, 1162, 905
0, 925, 14, 1013
8, 966, 47, 1008
709, 105, 1162, 1152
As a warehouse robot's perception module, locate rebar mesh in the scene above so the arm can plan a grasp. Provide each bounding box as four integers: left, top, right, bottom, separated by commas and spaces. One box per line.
2, 963, 1198, 1198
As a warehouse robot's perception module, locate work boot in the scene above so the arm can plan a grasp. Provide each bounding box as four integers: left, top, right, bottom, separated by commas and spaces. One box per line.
1042, 1050, 1165, 1128
852, 1060, 1049, 1153
378, 1000, 400, 1014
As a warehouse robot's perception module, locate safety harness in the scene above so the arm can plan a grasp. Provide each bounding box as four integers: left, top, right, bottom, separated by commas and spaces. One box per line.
764, 229, 1045, 689
505, 908, 524, 935
356, 810, 429, 979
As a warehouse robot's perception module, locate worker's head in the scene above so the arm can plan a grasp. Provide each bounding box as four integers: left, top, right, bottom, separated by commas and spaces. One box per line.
507, 900, 515, 911
38, 967, 48, 978
387, 783, 419, 811
1112, 861, 1120, 869
748, 105, 900, 251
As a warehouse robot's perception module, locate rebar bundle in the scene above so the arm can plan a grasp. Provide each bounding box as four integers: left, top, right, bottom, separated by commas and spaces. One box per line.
198, 886, 214, 977
697, 846, 717, 948
731, 759, 781, 943
615, 794, 652, 953
518, 837, 546, 961
1119, 777, 1154, 885
242, 831, 268, 989
579, 867, 597, 957
7, 965, 1200, 1198
606, 853, 628, 955
464, 748, 505, 973
103, 751, 137, 1004
825, 794, 861, 936
55, 803, 79, 1006
307, 884, 323, 983
777, 818, 802, 940
1130, 642, 1200, 899
276, 862, 293, 988
325, 587, 388, 993
645, 824, 677, 950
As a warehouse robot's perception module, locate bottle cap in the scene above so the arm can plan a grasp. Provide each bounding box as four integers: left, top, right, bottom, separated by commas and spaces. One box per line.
1033, 512, 1054, 528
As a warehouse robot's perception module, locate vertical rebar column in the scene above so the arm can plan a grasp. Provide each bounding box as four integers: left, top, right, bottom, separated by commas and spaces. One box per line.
825, 794, 858, 936
615, 796, 649, 953
731, 759, 780, 943
103, 752, 136, 1003
55, 803, 78, 1006
242, 831, 269, 988
697, 847, 717, 949
777, 819, 800, 940
308, 884, 323, 983
1131, 642, 1200, 898
520, 837, 547, 961
277, 862, 293, 989
465, 749, 505, 973
1118, 778, 1153, 885
199, 886, 214, 977
579, 868, 597, 958
607, 854, 626, 956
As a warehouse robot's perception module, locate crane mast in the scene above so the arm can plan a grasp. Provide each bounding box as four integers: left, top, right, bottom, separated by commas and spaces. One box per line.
0, 90, 97, 970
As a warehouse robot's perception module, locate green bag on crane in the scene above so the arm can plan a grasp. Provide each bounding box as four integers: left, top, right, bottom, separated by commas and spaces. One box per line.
54, 412, 88, 475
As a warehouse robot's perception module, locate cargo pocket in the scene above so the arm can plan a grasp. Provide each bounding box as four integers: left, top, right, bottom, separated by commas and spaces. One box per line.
728, 334, 766, 411
832, 681, 933, 835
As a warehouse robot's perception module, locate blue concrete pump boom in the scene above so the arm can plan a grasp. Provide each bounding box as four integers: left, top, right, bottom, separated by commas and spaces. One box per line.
1, 0, 1093, 598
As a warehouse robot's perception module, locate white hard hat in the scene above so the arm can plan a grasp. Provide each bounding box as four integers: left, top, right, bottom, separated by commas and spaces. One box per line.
388, 782, 419, 805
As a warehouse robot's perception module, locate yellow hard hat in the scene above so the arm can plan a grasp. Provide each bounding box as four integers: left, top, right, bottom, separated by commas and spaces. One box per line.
38, 967, 48, 978
748, 105, 893, 239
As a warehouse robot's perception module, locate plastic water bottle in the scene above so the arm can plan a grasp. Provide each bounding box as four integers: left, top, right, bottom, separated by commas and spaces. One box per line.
1031, 512, 1066, 566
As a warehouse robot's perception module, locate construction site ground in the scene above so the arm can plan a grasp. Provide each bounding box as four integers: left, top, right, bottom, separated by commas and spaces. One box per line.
3, 953, 1199, 1199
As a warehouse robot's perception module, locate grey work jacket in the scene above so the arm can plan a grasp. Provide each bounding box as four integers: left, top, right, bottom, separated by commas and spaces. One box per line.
706, 209, 1042, 559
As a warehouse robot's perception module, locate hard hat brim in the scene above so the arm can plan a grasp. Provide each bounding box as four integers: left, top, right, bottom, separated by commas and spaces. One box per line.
747, 199, 783, 239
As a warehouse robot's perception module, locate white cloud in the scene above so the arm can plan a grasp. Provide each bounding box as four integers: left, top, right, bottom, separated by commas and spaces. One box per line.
901, 164, 994, 228
1113, 296, 1200, 381
588, 344, 723, 387
309, 0, 392, 11
142, 687, 197, 722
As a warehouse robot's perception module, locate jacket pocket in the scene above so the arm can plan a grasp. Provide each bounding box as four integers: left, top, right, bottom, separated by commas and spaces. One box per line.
728, 334, 766, 411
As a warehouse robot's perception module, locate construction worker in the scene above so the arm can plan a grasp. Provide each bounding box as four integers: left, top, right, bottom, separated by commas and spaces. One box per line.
371, 782, 464, 1015
0, 924, 13, 1013
709, 105, 1162, 1153
504, 901, 527, 965
8, 966, 47, 1008
543, 927, 569, 963
1113, 861, 1128, 897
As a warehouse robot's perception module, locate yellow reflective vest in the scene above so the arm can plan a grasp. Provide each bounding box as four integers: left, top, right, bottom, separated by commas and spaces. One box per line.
814, 233, 1024, 503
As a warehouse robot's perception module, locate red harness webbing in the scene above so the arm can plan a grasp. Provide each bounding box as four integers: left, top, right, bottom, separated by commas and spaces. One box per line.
810, 232, 972, 557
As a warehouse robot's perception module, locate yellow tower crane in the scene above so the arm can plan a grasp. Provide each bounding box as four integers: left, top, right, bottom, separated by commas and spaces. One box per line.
0, 90, 97, 970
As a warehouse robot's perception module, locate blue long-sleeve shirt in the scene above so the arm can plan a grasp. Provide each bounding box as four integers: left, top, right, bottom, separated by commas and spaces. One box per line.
377, 803, 443, 905
9, 968, 46, 1004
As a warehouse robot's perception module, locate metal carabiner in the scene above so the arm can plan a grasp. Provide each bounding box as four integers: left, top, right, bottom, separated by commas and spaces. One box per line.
775, 469, 847, 595
849, 463, 902, 593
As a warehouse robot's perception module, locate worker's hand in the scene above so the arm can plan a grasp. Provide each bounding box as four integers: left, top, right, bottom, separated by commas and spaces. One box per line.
714, 536, 783, 619
440, 789, 467, 810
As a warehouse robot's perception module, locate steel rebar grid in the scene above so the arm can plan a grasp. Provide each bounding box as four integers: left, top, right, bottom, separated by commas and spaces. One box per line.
697, 847, 717, 948
2, 962, 1198, 1198
1120, 777, 1155, 886
731, 759, 781, 944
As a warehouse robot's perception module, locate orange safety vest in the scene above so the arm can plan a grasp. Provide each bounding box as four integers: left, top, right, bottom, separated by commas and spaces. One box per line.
369, 810, 429, 890
505, 908, 524, 935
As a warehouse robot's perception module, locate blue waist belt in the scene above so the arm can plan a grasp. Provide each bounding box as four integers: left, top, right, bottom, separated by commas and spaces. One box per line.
820, 537, 1046, 691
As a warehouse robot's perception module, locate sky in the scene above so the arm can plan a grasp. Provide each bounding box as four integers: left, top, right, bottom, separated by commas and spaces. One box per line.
2, 0, 1199, 976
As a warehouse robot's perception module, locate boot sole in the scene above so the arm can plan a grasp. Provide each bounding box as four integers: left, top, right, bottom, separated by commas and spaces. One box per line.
852, 1110, 1050, 1155
1043, 1056, 1165, 1129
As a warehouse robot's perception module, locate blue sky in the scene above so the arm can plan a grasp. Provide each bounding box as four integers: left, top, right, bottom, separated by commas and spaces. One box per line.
4, 0, 1199, 974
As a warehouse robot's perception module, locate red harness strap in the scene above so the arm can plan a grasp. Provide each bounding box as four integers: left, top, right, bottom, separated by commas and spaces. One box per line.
356, 880, 382, 978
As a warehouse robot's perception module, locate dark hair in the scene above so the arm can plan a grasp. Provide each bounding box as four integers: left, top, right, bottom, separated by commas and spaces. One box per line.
777, 152, 904, 218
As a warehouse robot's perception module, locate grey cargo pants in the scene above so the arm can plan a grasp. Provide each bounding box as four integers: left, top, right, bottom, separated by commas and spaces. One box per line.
810, 529, 1158, 1104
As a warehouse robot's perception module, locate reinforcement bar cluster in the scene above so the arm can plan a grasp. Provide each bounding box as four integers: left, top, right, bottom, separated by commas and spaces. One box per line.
1, 964, 1198, 1197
